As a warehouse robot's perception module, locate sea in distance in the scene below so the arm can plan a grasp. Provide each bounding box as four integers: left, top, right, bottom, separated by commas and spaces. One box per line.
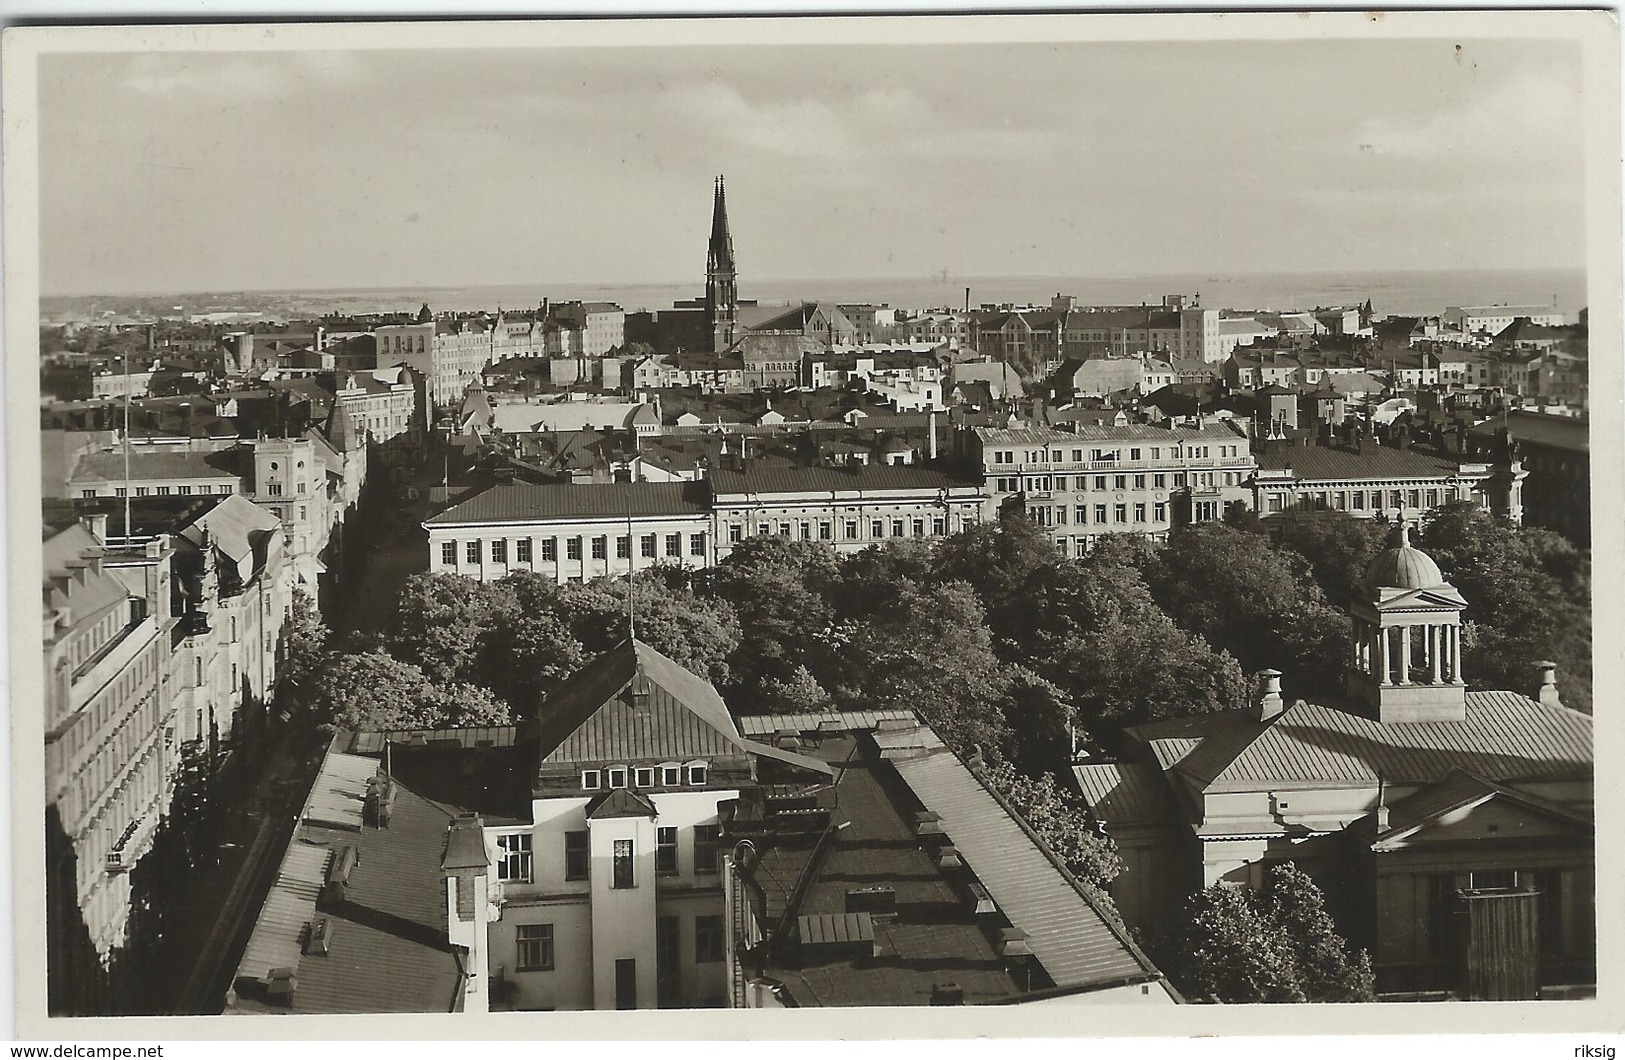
46, 267, 1589, 324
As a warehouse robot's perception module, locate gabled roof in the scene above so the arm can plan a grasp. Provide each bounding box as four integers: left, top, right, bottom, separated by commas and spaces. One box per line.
1362, 770, 1593, 851
1071, 761, 1179, 827
1134, 692, 1591, 794
177, 494, 280, 585
1465, 411, 1588, 453
533, 639, 744, 772
588, 787, 659, 819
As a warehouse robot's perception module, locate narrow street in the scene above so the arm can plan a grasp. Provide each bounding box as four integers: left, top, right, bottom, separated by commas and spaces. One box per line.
336, 522, 429, 636
148, 503, 430, 1014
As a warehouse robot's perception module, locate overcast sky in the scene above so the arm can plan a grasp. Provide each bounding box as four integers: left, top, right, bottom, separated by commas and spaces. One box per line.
37, 35, 1588, 295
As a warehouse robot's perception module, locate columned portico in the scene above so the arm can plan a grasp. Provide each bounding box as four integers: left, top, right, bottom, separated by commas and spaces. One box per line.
1348, 523, 1469, 724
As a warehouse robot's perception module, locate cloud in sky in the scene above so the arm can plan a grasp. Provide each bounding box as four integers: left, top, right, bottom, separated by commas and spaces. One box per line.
1353, 64, 1582, 163
116, 50, 369, 101
34, 33, 1592, 295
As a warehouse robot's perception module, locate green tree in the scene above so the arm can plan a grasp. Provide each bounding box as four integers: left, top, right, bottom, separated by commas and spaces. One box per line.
387, 573, 511, 686
1170, 862, 1375, 1003
487, 571, 588, 718
555, 574, 741, 688
1002, 667, 1079, 774
425, 681, 513, 727
309, 651, 513, 732
310, 650, 438, 733
838, 580, 1014, 760
278, 587, 330, 714
756, 665, 833, 713
933, 516, 1064, 648
1026, 558, 1250, 731
982, 759, 1121, 904
710, 536, 842, 696
1141, 522, 1350, 698
1271, 514, 1392, 608
1419, 503, 1592, 712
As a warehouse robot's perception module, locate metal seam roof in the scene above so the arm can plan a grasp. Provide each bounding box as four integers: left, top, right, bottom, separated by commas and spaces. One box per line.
876, 728, 1160, 990
1178, 693, 1591, 791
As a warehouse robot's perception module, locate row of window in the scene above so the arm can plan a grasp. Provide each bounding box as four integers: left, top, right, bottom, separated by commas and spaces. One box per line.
726, 515, 949, 543
513, 913, 725, 974
1264, 487, 1453, 514
583, 763, 708, 790
88, 483, 235, 499
991, 444, 1239, 465
1029, 502, 1167, 527
442, 533, 707, 566
995, 472, 1174, 494
494, 825, 723, 886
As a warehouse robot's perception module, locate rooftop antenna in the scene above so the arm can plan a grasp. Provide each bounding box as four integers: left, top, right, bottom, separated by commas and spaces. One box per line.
626, 489, 636, 642
121, 348, 132, 540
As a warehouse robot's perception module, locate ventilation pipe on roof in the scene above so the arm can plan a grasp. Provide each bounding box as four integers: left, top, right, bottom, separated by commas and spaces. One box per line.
1257, 669, 1285, 722
1533, 661, 1563, 708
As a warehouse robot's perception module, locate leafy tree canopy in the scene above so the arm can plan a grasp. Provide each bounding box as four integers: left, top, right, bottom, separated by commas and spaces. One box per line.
1169, 862, 1375, 1003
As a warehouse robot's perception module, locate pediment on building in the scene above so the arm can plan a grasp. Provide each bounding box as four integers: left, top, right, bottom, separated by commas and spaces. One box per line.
1372, 585, 1468, 612
1369, 771, 1592, 852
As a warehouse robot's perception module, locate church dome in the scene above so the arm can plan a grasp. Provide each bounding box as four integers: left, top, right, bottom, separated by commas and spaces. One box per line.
1364, 523, 1444, 590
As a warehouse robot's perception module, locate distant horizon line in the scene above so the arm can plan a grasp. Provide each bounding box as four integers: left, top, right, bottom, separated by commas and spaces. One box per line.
41, 264, 1588, 302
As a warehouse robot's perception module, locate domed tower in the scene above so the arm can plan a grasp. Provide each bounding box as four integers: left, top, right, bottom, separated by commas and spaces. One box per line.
1348, 520, 1468, 723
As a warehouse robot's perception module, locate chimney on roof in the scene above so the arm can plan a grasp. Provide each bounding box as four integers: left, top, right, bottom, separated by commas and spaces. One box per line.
441, 814, 491, 1014
1256, 668, 1285, 721
1533, 661, 1563, 708
265, 967, 297, 1008
930, 982, 965, 1006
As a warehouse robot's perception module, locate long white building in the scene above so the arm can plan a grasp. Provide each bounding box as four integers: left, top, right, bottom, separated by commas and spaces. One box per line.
421, 466, 987, 583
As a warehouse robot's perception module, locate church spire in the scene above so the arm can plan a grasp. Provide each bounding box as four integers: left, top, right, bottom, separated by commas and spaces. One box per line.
708, 175, 734, 270
705, 175, 738, 353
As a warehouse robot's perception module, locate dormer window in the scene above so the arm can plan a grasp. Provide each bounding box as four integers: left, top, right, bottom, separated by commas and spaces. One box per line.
660, 764, 682, 787
686, 763, 708, 786
634, 767, 654, 788
581, 769, 602, 790
608, 766, 629, 789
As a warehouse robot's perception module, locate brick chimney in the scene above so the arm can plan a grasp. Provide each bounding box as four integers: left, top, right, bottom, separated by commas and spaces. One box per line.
1257, 668, 1285, 721
1533, 661, 1563, 708
441, 814, 492, 1014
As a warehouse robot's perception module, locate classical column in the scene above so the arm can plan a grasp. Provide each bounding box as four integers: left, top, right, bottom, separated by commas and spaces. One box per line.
1449, 625, 1462, 683
1377, 626, 1391, 685
1397, 624, 1412, 685
1429, 624, 1443, 684
1351, 619, 1364, 671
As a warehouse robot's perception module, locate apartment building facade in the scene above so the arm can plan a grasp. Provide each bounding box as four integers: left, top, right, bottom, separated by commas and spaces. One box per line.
969, 423, 1255, 555
44, 523, 178, 965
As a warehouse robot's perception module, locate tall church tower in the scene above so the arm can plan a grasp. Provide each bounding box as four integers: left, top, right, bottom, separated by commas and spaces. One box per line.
705, 176, 738, 354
